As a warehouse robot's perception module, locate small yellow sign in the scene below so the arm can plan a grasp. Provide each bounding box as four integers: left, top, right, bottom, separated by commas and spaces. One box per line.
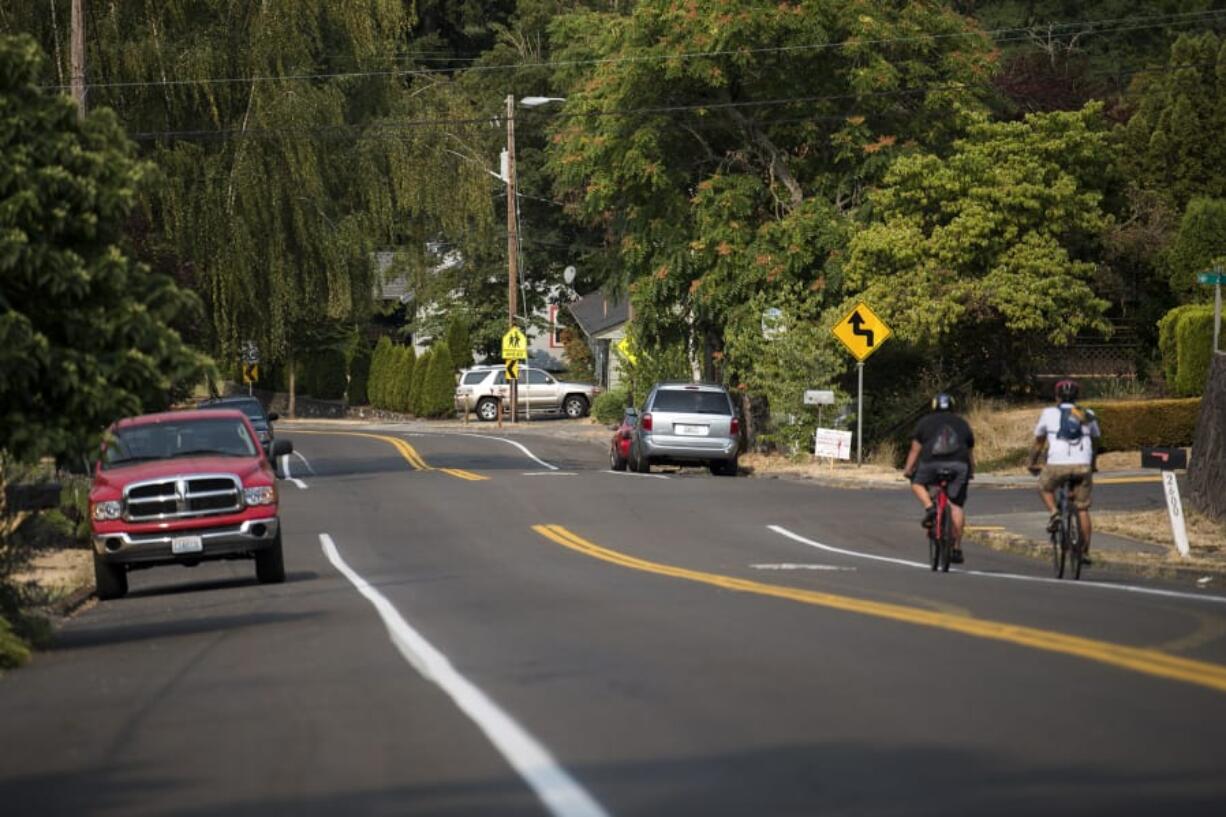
502, 327, 528, 360
832, 301, 892, 362
504, 359, 519, 380
614, 336, 637, 366
242, 363, 260, 384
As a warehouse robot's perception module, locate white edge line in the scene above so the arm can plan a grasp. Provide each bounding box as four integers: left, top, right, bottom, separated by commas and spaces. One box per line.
279, 454, 309, 490
443, 432, 560, 471
319, 534, 609, 817
768, 525, 1226, 606
603, 470, 670, 480
523, 471, 577, 476
292, 450, 317, 475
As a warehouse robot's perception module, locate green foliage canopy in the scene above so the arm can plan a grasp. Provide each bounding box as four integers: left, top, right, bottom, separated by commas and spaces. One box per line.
0, 35, 209, 462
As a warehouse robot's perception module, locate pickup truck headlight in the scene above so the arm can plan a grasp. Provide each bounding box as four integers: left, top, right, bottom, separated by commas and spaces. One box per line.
243, 486, 276, 506
92, 500, 122, 521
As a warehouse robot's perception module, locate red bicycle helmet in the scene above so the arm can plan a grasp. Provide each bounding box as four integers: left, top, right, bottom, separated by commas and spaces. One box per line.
1054, 379, 1080, 402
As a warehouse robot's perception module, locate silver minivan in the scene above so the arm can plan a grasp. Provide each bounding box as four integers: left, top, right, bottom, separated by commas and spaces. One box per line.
629, 382, 741, 475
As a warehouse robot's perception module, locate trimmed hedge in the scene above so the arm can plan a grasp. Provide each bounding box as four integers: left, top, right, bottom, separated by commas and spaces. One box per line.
1086, 398, 1202, 451
592, 386, 630, 424
368, 336, 394, 409
419, 340, 455, 418
348, 341, 372, 406
392, 346, 416, 412
1158, 304, 1214, 394
410, 348, 431, 416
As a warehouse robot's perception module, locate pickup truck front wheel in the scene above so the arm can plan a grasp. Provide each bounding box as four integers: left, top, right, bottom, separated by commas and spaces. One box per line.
255, 531, 286, 584
563, 394, 589, 419
93, 552, 128, 600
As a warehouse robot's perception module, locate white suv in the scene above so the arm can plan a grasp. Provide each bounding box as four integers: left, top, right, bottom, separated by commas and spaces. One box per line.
455, 366, 599, 421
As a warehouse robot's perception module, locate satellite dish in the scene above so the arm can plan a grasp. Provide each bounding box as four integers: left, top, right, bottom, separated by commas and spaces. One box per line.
563, 265, 577, 285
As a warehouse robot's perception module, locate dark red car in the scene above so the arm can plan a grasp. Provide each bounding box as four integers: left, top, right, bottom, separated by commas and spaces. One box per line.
609, 407, 639, 471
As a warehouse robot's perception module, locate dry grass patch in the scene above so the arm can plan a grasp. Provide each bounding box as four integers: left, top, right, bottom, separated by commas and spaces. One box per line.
1095, 508, 1226, 555
12, 548, 93, 603
740, 452, 904, 484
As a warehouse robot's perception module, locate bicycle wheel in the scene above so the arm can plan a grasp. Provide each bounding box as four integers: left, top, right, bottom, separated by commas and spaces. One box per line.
1051, 527, 1066, 579
1068, 511, 1083, 581
938, 507, 953, 573
928, 531, 939, 571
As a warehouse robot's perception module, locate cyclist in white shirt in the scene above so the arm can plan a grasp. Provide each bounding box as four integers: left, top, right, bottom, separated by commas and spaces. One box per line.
1026, 379, 1101, 564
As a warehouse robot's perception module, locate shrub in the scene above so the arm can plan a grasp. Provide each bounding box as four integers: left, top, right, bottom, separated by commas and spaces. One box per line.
368, 336, 394, 408
394, 346, 417, 413
299, 349, 347, 400
410, 348, 431, 416
1158, 304, 1213, 387
1174, 310, 1216, 396
1086, 398, 1202, 451
420, 341, 456, 418
445, 318, 472, 371
592, 386, 630, 424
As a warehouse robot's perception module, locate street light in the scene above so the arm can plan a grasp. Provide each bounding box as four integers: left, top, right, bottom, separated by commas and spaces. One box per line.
504, 95, 565, 422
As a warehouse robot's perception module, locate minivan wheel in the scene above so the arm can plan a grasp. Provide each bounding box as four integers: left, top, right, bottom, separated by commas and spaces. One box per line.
255, 531, 286, 584
563, 395, 589, 419
93, 552, 128, 600
476, 398, 500, 422
713, 456, 739, 477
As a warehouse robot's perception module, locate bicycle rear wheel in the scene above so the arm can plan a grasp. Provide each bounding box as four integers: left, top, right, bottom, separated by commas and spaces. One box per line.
1051, 530, 1066, 579
938, 508, 953, 573
1068, 511, 1083, 581
928, 532, 939, 571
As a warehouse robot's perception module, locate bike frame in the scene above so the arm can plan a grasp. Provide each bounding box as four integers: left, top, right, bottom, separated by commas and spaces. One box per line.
928, 477, 954, 573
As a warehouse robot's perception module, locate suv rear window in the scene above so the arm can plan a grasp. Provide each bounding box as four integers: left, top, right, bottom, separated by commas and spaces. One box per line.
462, 371, 491, 386
651, 390, 732, 415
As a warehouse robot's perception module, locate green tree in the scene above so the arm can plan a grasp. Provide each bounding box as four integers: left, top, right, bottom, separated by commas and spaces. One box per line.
393, 345, 418, 413
420, 340, 455, 417
1121, 31, 1226, 212
410, 348, 432, 415
1164, 197, 1226, 302
544, 0, 995, 385
445, 316, 472, 371
0, 35, 210, 463
843, 105, 1114, 387
368, 336, 394, 409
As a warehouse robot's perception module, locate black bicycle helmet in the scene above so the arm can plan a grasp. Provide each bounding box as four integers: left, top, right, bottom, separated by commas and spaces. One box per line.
931, 392, 954, 412
1054, 379, 1080, 403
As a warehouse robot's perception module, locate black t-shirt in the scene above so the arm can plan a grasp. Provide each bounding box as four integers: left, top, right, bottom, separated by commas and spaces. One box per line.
913, 412, 974, 463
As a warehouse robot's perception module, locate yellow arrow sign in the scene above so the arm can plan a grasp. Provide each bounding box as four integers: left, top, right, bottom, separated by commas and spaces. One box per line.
832, 301, 892, 362
614, 335, 637, 366
242, 363, 260, 384
504, 359, 519, 380
502, 327, 528, 360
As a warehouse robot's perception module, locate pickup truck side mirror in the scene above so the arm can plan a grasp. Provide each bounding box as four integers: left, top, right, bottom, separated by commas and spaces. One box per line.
267, 412, 280, 422
270, 439, 293, 459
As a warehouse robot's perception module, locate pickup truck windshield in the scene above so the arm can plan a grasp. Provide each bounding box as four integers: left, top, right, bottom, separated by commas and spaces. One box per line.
104, 418, 258, 468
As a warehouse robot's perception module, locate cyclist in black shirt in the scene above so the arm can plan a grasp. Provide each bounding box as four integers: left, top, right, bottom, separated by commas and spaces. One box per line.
902, 393, 976, 563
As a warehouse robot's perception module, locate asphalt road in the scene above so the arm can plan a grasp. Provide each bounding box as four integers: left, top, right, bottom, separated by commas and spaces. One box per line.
3, 424, 1225, 816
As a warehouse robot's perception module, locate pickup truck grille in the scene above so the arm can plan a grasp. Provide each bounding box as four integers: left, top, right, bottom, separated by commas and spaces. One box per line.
124, 475, 243, 522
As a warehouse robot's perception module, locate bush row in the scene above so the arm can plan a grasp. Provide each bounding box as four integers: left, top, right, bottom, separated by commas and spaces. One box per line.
1158, 304, 1215, 396
365, 337, 457, 417
1086, 398, 1202, 451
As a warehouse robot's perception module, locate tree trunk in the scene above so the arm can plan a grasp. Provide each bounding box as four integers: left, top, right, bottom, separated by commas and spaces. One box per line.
1188, 352, 1226, 522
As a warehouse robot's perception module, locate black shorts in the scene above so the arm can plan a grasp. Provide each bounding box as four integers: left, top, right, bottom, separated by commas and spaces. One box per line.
912, 460, 970, 506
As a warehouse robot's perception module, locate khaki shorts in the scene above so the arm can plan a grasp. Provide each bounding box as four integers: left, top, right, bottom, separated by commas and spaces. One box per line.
1039, 464, 1093, 510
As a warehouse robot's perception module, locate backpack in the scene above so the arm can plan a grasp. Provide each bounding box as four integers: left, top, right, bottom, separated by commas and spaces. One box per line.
1056, 405, 1088, 443
930, 422, 962, 457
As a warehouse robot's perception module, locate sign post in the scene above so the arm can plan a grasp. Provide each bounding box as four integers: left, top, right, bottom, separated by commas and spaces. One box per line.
502, 327, 528, 423
1142, 447, 1191, 559
831, 302, 892, 466
1198, 270, 1224, 352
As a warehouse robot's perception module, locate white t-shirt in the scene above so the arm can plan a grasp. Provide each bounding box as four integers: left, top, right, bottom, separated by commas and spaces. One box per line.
1035, 404, 1100, 466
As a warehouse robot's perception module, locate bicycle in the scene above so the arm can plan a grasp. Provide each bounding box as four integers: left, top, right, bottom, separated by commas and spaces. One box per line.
1050, 479, 1085, 580
927, 468, 957, 573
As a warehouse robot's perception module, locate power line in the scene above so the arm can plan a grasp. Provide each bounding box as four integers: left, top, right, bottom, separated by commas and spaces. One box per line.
44, 8, 1226, 92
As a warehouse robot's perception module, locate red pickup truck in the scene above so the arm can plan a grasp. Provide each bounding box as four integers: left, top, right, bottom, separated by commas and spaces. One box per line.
89, 409, 292, 600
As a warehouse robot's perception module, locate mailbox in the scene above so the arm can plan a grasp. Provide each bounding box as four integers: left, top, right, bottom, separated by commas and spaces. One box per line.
1141, 447, 1188, 471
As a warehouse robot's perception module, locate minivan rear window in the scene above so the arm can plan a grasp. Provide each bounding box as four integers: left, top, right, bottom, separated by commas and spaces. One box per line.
651, 390, 731, 415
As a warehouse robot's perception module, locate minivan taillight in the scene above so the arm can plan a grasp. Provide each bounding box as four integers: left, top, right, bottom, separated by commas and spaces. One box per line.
730, 417, 740, 436
641, 413, 653, 432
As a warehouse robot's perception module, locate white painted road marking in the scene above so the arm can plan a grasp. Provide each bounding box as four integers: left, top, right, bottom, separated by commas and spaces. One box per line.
319, 534, 609, 817
603, 470, 670, 480
751, 563, 857, 572
292, 450, 317, 475
768, 525, 1226, 606
523, 471, 578, 476
449, 433, 560, 471
278, 455, 308, 490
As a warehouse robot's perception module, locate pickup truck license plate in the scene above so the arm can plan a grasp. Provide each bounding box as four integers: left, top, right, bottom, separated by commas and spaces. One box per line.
674, 424, 709, 436
171, 535, 204, 555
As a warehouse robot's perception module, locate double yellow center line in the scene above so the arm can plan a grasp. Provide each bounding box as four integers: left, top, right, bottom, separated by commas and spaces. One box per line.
533, 524, 1226, 695
290, 430, 488, 481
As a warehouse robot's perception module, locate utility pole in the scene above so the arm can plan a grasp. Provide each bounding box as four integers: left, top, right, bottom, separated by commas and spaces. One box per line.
70, 0, 87, 119
506, 94, 520, 423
